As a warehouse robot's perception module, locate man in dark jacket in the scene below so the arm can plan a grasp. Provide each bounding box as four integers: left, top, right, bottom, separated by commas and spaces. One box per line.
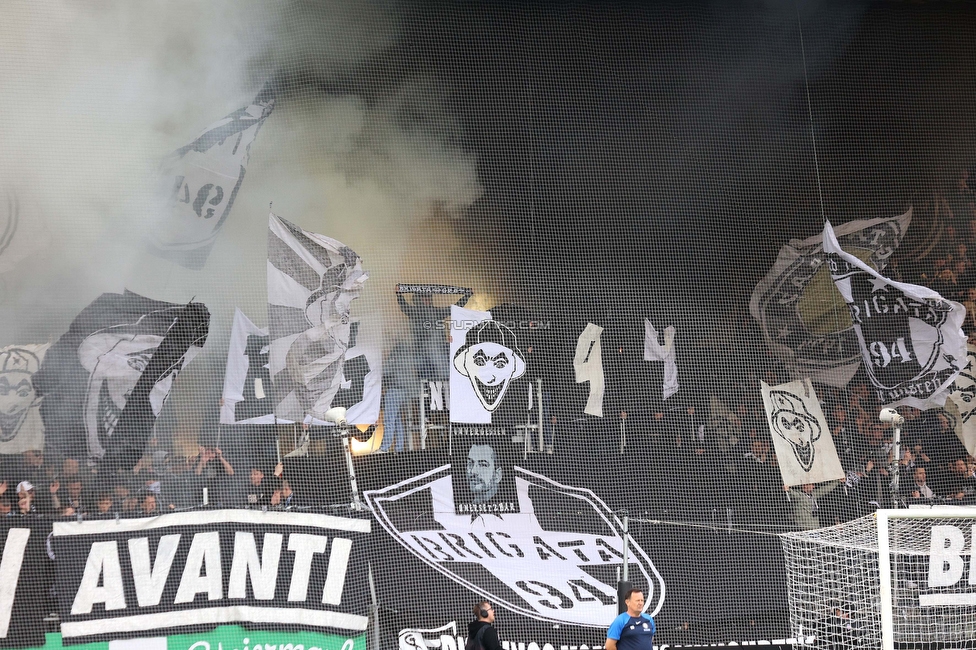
468, 600, 502, 650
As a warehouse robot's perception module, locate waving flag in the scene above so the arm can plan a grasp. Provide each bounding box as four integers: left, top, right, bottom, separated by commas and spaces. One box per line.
750, 211, 911, 386
823, 221, 966, 409
267, 213, 368, 422
148, 85, 275, 269
32, 291, 208, 465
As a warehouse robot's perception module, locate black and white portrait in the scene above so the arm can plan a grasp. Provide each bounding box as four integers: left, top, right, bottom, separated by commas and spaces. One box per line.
0, 344, 48, 453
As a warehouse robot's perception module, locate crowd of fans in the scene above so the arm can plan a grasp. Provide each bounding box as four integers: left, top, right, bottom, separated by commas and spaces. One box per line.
4, 172, 976, 533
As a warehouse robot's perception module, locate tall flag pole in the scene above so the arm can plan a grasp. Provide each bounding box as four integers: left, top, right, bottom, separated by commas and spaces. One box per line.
822, 221, 966, 409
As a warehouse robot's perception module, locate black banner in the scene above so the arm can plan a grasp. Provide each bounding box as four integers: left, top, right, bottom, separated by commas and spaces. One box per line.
0, 519, 52, 649
50, 509, 370, 644
357, 447, 789, 649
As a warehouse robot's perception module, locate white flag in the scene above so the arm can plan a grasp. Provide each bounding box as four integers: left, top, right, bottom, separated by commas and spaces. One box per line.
750, 210, 911, 387
220, 308, 275, 425
946, 344, 976, 456
267, 213, 368, 422
574, 323, 605, 418
0, 344, 49, 454
823, 220, 967, 409
644, 320, 679, 400
449, 305, 527, 424
761, 379, 845, 487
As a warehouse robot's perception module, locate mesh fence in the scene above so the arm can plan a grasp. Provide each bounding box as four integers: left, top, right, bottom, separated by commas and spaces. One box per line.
2, 1, 976, 649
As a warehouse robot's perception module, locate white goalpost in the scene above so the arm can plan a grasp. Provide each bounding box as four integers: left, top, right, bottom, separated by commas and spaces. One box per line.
781, 507, 976, 650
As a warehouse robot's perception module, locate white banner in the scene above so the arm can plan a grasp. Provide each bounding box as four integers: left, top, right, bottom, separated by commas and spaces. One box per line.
761, 378, 845, 487
643, 320, 679, 400
220, 309, 274, 425
823, 220, 967, 409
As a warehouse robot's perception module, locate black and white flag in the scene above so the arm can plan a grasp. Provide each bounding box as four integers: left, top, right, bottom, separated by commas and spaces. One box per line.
750, 211, 912, 387
51, 510, 370, 643
823, 221, 967, 409
760, 378, 845, 487
267, 213, 368, 422
220, 308, 275, 425
148, 86, 275, 269
32, 291, 208, 465
945, 344, 976, 456
0, 344, 48, 455
449, 306, 528, 424
643, 320, 678, 401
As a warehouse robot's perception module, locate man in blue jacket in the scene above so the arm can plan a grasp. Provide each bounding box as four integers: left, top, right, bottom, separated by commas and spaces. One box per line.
606, 589, 655, 650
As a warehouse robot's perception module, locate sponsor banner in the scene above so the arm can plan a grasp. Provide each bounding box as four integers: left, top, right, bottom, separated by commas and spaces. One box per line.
51, 510, 370, 644
750, 211, 911, 387
0, 344, 49, 455
823, 220, 967, 409
760, 379, 845, 487
0, 625, 362, 650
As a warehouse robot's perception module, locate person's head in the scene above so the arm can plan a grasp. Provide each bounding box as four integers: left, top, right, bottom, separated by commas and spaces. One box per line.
96, 493, 113, 514
801, 483, 815, 494
67, 479, 84, 500
141, 493, 157, 513
623, 589, 645, 616
915, 467, 927, 485
16, 481, 34, 498
466, 444, 502, 504
23, 449, 43, 468
17, 491, 32, 514
249, 467, 265, 487
62, 457, 80, 477
281, 479, 293, 499
419, 294, 433, 307
953, 459, 968, 475
473, 600, 494, 623
0, 493, 12, 515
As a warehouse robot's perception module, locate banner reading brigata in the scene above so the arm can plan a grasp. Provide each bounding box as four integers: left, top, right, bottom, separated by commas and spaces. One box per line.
51, 510, 370, 644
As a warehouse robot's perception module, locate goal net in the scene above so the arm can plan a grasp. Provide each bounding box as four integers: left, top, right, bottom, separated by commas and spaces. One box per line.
781, 507, 976, 650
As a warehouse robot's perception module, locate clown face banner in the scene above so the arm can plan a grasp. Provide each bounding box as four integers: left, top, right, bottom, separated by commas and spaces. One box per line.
449, 306, 527, 424
148, 84, 275, 269
267, 213, 368, 422
0, 344, 48, 455
760, 378, 844, 487
32, 291, 207, 464
823, 220, 967, 409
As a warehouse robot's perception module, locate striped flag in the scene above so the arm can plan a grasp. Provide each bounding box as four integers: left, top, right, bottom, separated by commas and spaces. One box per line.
267, 213, 368, 421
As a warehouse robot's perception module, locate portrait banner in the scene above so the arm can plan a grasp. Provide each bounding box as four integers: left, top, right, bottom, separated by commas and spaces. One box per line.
449, 306, 528, 424
823, 220, 967, 409
450, 428, 520, 514
760, 378, 845, 487
51, 509, 371, 644
0, 344, 49, 455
